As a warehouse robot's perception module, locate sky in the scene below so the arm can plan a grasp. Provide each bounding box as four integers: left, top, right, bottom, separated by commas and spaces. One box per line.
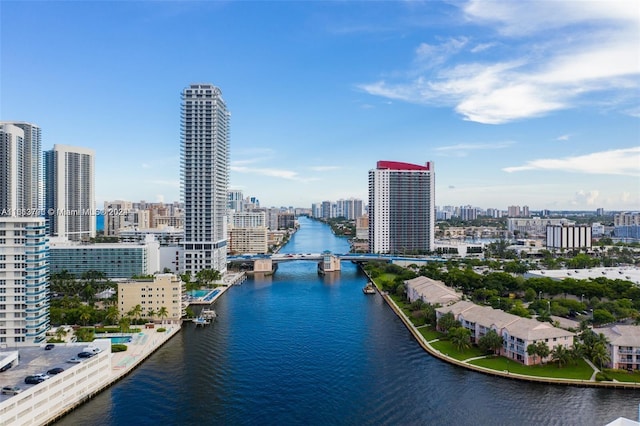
1, 0, 639, 212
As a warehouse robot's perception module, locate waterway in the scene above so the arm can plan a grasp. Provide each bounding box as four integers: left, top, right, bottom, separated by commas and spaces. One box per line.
58, 217, 637, 426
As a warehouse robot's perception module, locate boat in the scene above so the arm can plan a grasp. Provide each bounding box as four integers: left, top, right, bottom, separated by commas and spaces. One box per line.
363, 283, 376, 294
193, 317, 210, 327
201, 309, 217, 320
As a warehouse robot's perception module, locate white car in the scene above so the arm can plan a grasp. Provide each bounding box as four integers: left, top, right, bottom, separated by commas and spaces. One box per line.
66, 357, 82, 364
1, 386, 22, 395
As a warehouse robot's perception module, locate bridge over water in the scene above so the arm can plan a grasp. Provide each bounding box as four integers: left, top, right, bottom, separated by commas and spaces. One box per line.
227, 252, 445, 274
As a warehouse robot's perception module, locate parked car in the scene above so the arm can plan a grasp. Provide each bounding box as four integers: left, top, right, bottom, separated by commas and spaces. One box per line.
1, 386, 22, 395
66, 358, 82, 364
44, 344, 55, 350
24, 376, 46, 385
47, 367, 64, 375
77, 351, 95, 358
0, 363, 12, 372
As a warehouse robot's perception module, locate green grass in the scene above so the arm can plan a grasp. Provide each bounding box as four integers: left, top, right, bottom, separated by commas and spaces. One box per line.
602, 369, 640, 383
470, 357, 594, 380
418, 327, 442, 341
430, 340, 487, 361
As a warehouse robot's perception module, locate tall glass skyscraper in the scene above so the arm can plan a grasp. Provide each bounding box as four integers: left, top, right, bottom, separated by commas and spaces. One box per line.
0, 122, 49, 345
368, 161, 435, 255
0, 122, 42, 214
180, 84, 230, 275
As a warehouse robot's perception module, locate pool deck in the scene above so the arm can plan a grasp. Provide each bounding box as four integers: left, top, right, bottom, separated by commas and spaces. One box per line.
110, 322, 181, 379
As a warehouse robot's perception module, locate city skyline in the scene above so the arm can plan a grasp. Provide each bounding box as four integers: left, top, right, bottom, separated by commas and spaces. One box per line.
2, 1, 639, 210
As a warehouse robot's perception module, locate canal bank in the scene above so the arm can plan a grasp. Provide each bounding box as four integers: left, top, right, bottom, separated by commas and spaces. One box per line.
56, 217, 640, 426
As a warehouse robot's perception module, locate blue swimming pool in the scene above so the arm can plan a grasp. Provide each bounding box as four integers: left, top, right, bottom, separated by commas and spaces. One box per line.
203, 289, 221, 301
188, 290, 210, 298
110, 336, 132, 344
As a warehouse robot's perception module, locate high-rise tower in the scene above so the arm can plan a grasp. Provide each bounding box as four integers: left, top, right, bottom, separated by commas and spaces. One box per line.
180, 84, 230, 275
0, 122, 49, 345
0, 122, 42, 215
368, 161, 435, 254
44, 144, 96, 241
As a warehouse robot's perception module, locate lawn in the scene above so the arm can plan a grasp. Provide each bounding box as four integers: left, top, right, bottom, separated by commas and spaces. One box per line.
418, 327, 442, 341
601, 369, 640, 383
430, 339, 487, 361
470, 357, 594, 380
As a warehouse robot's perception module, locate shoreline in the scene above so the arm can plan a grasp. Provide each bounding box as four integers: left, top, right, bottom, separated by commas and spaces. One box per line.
367, 272, 640, 389
43, 323, 183, 425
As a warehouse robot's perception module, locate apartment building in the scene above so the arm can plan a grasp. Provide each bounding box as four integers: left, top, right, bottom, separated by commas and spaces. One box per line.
117, 274, 184, 322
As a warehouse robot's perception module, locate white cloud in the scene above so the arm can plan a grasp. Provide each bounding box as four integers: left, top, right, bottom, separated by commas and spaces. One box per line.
358, 1, 640, 124
556, 134, 571, 141
414, 37, 468, 68
309, 166, 341, 172
572, 190, 600, 206
503, 147, 640, 176
435, 141, 514, 156
231, 165, 324, 183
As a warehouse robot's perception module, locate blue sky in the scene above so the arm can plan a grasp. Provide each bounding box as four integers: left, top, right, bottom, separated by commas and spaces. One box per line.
2, 1, 639, 211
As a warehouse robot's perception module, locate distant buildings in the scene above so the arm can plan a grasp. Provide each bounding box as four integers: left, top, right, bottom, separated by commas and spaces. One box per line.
49, 236, 160, 278
545, 224, 592, 250
311, 199, 365, 220
44, 144, 96, 241
0, 122, 42, 214
508, 217, 570, 238
228, 211, 268, 254
180, 83, 230, 275
614, 212, 640, 240
368, 161, 435, 254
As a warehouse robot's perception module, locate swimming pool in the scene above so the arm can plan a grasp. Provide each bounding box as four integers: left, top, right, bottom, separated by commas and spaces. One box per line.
188, 290, 210, 298
110, 336, 133, 344
202, 289, 221, 301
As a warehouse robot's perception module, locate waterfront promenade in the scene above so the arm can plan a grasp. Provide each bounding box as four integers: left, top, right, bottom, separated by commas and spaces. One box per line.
378, 286, 640, 389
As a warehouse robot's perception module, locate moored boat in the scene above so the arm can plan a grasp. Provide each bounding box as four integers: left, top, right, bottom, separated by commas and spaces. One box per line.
363, 283, 376, 294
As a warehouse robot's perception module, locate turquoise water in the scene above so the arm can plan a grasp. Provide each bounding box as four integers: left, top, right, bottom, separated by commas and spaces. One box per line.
109, 336, 132, 344
202, 289, 220, 301
188, 290, 210, 298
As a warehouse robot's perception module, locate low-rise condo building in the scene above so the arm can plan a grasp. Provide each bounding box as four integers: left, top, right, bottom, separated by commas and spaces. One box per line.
117, 274, 184, 322
436, 301, 575, 365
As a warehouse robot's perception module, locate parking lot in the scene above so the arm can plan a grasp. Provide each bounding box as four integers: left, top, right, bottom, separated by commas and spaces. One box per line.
0, 344, 91, 399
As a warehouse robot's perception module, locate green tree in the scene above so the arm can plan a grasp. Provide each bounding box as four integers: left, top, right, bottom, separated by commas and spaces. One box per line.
550, 345, 571, 368
437, 312, 459, 334
78, 305, 93, 326
157, 307, 169, 324
592, 309, 615, 326
449, 327, 472, 352
104, 305, 119, 326
128, 304, 143, 325
478, 329, 503, 355
196, 269, 221, 288
591, 342, 611, 369
118, 316, 131, 333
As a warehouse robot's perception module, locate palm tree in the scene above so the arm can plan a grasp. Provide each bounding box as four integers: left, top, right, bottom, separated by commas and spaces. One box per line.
449, 327, 472, 352
527, 343, 538, 365
128, 304, 143, 325
118, 316, 131, 334
157, 307, 169, 324
146, 308, 156, 321
78, 305, 93, 326
551, 345, 571, 368
105, 305, 119, 326
591, 342, 611, 370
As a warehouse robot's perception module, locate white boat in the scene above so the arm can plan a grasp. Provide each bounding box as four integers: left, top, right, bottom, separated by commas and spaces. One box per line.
201, 309, 217, 320
193, 317, 210, 327
363, 283, 376, 294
